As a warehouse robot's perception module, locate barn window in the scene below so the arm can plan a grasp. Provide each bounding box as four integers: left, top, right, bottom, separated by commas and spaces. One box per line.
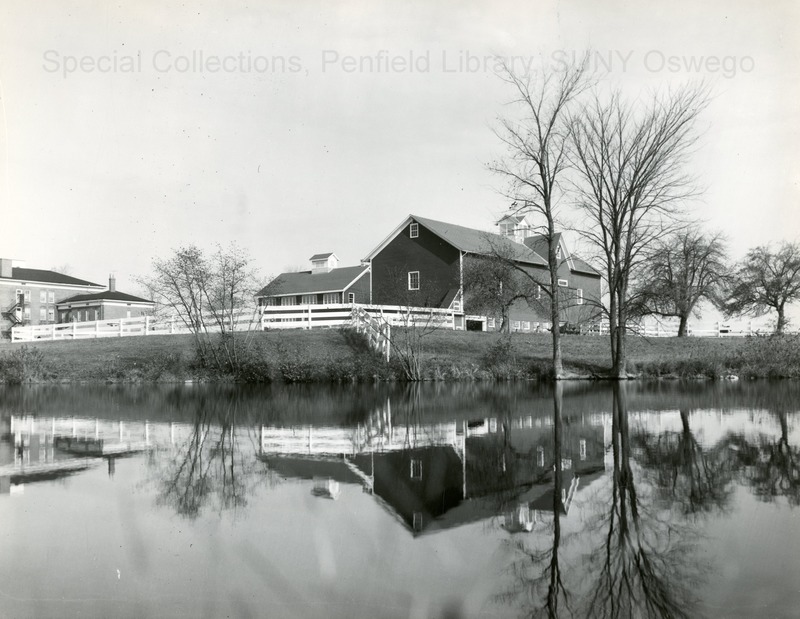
576, 288, 584, 305
40, 290, 47, 303
410, 459, 423, 479
322, 293, 339, 304
409, 223, 419, 238
301, 294, 317, 304
558, 279, 568, 287
347, 292, 355, 304
48, 291, 55, 303
412, 512, 423, 532
535, 285, 541, 300
408, 271, 420, 291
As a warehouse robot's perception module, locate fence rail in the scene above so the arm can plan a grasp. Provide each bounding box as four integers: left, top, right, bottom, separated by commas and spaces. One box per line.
583, 320, 783, 338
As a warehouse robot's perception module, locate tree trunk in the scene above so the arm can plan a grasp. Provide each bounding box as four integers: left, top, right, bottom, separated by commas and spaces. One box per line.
776, 305, 786, 335
548, 231, 564, 379
613, 300, 627, 379
677, 314, 689, 337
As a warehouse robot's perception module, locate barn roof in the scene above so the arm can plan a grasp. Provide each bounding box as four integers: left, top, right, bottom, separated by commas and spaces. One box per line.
256, 265, 368, 297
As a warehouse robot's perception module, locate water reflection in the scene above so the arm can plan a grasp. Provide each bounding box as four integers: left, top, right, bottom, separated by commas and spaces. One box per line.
1, 381, 799, 617
147, 394, 274, 517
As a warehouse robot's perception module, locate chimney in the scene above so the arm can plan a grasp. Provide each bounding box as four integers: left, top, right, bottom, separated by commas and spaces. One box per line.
109, 274, 116, 292
0, 258, 12, 279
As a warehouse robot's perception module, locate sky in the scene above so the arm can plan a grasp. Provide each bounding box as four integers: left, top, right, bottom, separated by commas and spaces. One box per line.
1, 1, 798, 305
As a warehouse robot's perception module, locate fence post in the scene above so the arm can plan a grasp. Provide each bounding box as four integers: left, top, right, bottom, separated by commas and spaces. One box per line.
716, 321, 721, 338
119, 320, 124, 337
95, 320, 99, 337
145, 315, 150, 335
308, 305, 312, 330
73, 322, 77, 338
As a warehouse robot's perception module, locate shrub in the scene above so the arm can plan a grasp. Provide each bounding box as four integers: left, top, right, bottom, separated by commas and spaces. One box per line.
0, 346, 53, 383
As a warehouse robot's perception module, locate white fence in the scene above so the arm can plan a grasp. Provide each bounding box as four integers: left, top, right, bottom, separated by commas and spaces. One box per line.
259, 303, 458, 331
10, 304, 460, 343
583, 319, 781, 338
10, 313, 263, 343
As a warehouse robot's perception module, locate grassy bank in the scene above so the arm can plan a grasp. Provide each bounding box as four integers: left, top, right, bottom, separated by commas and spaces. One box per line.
0, 329, 798, 384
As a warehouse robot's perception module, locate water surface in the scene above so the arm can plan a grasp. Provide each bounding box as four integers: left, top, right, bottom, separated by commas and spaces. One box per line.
1, 381, 799, 618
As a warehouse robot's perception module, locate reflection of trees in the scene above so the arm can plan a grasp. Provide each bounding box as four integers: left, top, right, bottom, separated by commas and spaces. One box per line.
497, 384, 570, 618
726, 410, 800, 506
500, 383, 708, 619
149, 394, 275, 518
581, 384, 705, 619
633, 409, 733, 516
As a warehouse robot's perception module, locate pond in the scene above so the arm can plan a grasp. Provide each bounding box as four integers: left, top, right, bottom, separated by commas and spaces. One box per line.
1, 380, 799, 618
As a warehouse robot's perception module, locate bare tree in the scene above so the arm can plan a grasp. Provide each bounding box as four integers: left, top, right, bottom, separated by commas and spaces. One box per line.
570, 84, 710, 377
637, 230, 728, 336
722, 241, 800, 334
490, 60, 591, 378
138, 242, 263, 373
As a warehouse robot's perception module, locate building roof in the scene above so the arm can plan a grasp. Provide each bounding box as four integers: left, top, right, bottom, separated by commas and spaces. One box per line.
6, 267, 103, 288
57, 290, 154, 305
570, 256, 600, 276
309, 252, 336, 261
256, 265, 368, 297
410, 215, 547, 266
523, 234, 601, 277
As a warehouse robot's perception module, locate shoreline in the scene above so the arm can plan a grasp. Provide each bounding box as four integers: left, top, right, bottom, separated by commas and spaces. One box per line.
1, 329, 798, 384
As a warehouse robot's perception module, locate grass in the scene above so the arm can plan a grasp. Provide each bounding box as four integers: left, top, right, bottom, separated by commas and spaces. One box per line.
0, 328, 797, 384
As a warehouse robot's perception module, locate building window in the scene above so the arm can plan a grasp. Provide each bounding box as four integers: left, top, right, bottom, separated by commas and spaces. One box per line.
39, 308, 47, 321
48, 308, 55, 322
558, 279, 568, 287
576, 288, 584, 305
408, 271, 420, 291
40, 290, 47, 303
48, 291, 55, 303
412, 512, 424, 532
522, 321, 530, 331
410, 459, 423, 479
409, 223, 419, 238
512, 320, 520, 331
556, 246, 562, 260
535, 285, 541, 300
537, 446, 545, 467
24, 290, 31, 302
580, 439, 587, 461
301, 294, 317, 305
281, 296, 293, 306
487, 317, 495, 329
347, 292, 355, 304
322, 293, 339, 304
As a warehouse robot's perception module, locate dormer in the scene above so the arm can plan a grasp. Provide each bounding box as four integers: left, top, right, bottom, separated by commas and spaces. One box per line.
310, 252, 339, 274
497, 214, 534, 244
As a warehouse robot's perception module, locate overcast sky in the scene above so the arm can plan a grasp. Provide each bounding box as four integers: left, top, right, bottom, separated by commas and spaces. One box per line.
1, 1, 798, 299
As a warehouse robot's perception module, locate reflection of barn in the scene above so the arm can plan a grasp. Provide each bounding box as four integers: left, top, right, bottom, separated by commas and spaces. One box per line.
258, 410, 609, 537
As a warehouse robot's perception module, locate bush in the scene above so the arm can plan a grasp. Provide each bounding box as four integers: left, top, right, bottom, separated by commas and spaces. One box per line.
0, 346, 53, 383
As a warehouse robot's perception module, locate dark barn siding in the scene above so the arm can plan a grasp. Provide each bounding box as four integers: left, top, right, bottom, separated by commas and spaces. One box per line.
345, 272, 371, 304
371, 222, 460, 307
